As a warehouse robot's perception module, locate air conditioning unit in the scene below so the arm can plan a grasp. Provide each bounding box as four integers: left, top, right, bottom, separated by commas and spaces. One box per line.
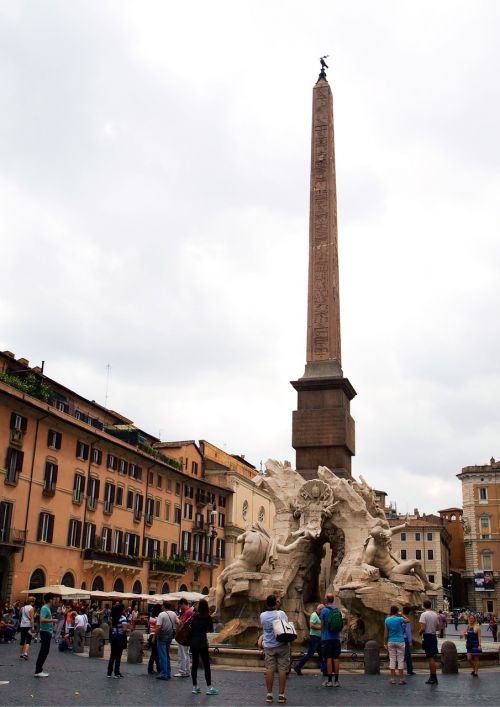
10, 429, 24, 444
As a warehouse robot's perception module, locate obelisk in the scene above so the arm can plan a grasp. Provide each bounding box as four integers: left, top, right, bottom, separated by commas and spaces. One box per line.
291, 59, 356, 480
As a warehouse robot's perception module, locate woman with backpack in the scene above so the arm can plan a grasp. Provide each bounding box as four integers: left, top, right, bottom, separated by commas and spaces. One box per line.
107, 603, 129, 678
19, 597, 35, 660
189, 599, 219, 695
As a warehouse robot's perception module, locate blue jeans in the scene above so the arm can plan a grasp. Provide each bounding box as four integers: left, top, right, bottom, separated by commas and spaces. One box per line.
295, 635, 322, 671
404, 638, 413, 674
157, 639, 172, 678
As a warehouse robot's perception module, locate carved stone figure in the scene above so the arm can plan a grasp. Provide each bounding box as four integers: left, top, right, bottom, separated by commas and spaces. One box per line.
210, 461, 432, 646
213, 522, 309, 616
362, 524, 439, 590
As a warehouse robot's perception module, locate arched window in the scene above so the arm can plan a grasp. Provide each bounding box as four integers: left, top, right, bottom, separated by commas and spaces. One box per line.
113, 577, 124, 592
29, 568, 46, 590
201, 586, 209, 595
258, 506, 265, 523
132, 580, 142, 594
242, 500, 249, 520
61, 572, 75, 587
179, 583, 188, 592
92, 575, 104, 592
161, 582, 170, 594
81, 581, 87, 590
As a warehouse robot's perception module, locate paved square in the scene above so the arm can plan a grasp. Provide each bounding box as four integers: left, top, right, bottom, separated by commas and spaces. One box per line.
0, 642, 498, 706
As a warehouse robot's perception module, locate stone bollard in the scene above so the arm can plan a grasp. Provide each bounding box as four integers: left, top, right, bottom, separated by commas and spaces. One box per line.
89, 628, 105, 658
441, 640, 458, 674
100, 622, 110, 642
73, 626, 86, 653
364, 640, 380, 674
127, 631, 144, 663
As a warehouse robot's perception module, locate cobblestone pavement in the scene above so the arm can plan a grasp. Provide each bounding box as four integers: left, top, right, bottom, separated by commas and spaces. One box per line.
0, 642, 498, 706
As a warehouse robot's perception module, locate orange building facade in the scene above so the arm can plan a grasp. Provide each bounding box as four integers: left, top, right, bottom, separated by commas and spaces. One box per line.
0, 351, 229, 600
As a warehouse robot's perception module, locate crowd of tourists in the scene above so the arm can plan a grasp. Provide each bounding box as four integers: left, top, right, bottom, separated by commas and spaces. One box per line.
1, 592, 498, 704
1, 593, 219, 695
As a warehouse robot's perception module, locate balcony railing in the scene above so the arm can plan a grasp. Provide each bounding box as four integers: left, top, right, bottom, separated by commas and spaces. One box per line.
0, 527, 26, 546
104, 500, 113, 514
195, 492, 209, 506
149, 559, 187, 575
83, 548, 143, 568
190, 551, 221, 565
42, 480, 56, 497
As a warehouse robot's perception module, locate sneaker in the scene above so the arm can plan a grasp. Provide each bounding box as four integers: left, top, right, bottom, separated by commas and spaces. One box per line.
293, 666, 302, 676
174, 672, 189, 677
23, 655, 29, 660
206, 687, 219, 695
34, 672, 49, 678
265, 695, 273, 704
192, 687, 201, 694
334, 680, 341, 687
114, 674, 124, 678
425, 677, 438, 684
278, 696, 287, 704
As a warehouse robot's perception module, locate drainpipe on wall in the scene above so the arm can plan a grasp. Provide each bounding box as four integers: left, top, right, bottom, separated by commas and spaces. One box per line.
21, 412, 49, 563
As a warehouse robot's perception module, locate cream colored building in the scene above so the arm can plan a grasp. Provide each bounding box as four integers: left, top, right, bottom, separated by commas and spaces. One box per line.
389, 512, 451, 610
457, 459, 499, 614
199, 440, 274, 564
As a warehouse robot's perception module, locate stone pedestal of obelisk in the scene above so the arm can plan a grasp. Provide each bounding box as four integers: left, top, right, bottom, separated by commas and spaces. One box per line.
291, 69, 356, 480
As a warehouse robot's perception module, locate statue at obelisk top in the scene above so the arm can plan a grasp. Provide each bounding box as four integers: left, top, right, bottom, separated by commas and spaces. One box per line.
291, 58, 356, 480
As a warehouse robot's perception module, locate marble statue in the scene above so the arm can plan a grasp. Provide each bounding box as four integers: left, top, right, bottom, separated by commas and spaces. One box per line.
210, 461, 435, 646
213, 522, 310, 616
362, 523, 440, 591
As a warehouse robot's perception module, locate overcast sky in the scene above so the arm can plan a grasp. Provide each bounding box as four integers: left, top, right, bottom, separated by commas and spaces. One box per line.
1, 0, 499, 514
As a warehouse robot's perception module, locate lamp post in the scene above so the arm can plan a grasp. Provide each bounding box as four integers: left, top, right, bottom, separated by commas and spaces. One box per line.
209, 510, 218, 589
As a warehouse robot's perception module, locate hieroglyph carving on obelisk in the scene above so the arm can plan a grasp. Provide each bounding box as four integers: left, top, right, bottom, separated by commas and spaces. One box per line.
306, 78, 342, 373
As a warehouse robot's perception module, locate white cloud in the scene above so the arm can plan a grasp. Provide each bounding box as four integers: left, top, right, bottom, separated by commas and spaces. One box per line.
1, 0, 500, 513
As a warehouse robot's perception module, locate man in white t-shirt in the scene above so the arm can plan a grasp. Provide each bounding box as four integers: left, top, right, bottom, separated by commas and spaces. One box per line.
419, 600, 439, 685
154, 600, 178, 680
260, 595, 289, 705
74, 610, 88, 631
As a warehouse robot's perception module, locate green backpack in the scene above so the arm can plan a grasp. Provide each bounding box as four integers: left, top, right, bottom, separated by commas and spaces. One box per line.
326, 606, 344, 633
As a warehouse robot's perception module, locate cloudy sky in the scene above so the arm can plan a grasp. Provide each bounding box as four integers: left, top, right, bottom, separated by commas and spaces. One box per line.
1, 0, 499, 514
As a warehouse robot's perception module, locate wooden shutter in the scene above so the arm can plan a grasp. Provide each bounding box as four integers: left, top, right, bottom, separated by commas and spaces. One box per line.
56, 432, 62, 449
20, 416, 27, 432
16, 450, 24, 472
47, 515, 54, 543
110, 484, 115, 503
67, 520, 73, 547
53, 464, 58, 483
83, 444, 89, 461
76, 521, 82, 548
9, 413, 16, 429
5, 448, 12, 469
94, 479, 100, 499
137, 494, 143, 512
37, 514, 43, 541
116, 530, 123, 553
